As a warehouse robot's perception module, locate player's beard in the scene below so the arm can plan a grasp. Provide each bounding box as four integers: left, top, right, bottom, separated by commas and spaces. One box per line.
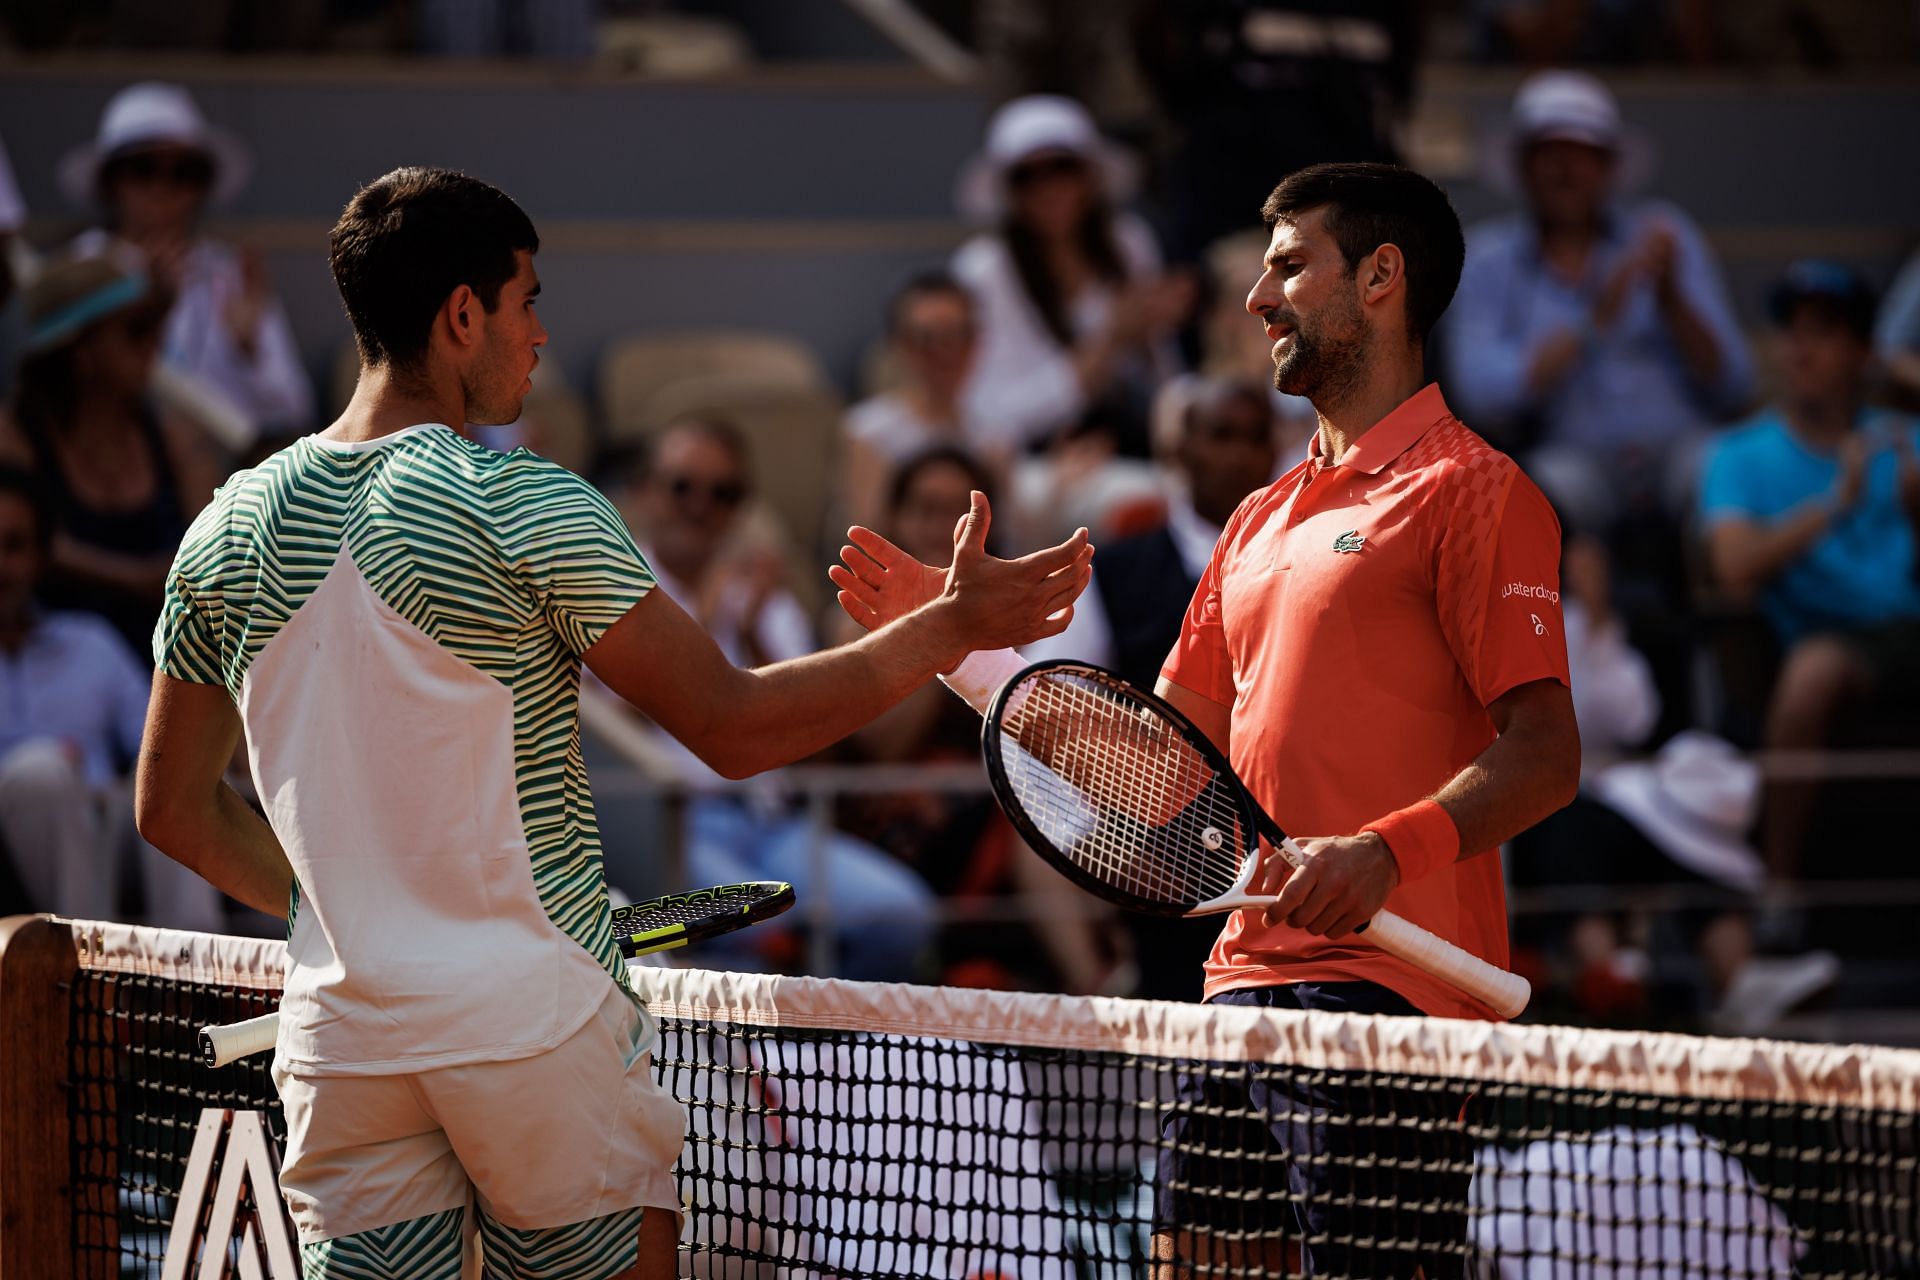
1270, 284, 1370, 410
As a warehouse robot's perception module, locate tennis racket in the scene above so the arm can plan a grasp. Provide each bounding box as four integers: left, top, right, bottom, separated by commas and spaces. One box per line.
198, 880, 796, 1067
981, 660, 1530, 1018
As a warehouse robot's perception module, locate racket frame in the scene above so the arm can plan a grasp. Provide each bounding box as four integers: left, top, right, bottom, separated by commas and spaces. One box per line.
982, 662, 1262, 918
983, 659, 1530, 1018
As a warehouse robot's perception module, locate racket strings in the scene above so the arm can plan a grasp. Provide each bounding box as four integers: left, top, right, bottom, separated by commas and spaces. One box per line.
1000, 671, 1250, 908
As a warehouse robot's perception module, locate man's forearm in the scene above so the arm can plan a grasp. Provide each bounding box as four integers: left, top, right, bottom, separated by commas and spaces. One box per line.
145, 784, 295, 919
1711, 505, 1833, 598
1431, 717, 1580, 858
698, 604, 964, 779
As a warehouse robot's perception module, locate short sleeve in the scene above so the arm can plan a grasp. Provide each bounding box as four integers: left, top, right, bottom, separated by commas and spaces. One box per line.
505, 463, 656, 656
153, 502, 228, 687
1158, 512, 1240, 708
1697, 432, 1760, 525
1435, 466, 1571, 709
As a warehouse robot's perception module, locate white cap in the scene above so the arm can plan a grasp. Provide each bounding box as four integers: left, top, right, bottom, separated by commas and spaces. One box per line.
58, 81, 252, 209
956, 95, 1137, 222
1482, 70, 1652, 195
1511, 70, 1625, 150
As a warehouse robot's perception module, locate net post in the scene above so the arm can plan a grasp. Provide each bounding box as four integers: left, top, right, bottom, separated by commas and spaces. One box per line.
0, 914, 82, 1278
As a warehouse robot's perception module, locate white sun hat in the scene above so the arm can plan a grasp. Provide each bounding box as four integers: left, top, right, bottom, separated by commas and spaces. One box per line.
956, 94, 1138, 223
58, 81, 252, 210
1483, 70, 1653, 196
1590, 731, 1766, 893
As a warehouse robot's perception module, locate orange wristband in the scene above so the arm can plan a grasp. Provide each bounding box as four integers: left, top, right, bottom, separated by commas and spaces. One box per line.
1362, 799, 1458, 885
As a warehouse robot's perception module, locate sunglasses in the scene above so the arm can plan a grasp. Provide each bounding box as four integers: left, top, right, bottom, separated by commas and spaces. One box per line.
112, 151, 215, 189
899, 322, 974, 349
1007, 155, 1085, 189
664, 474, 746, 507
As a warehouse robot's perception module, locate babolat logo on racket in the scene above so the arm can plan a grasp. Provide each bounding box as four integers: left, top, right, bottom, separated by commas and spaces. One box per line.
1332, 530, 1366, 553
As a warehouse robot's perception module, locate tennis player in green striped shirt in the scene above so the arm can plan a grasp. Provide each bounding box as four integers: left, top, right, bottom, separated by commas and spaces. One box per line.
135, 167, 1092, 1280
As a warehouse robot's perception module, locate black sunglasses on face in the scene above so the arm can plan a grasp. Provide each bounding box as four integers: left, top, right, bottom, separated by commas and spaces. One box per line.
1007, 155, 1085, 189
665, 475, 746, 507
112, 151, 215, 189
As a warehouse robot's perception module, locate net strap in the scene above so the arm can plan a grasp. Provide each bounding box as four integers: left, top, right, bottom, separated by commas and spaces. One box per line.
58, 918, 1920, 1114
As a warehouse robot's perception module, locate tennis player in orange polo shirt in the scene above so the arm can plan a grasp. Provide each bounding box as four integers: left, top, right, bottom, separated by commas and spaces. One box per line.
1144, 162, 1578, 1278
833, 161, 1579, 1278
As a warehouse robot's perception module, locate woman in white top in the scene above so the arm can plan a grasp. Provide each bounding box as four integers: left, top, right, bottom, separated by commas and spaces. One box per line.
62, 82, 313, 442
952, 95, 1186, 453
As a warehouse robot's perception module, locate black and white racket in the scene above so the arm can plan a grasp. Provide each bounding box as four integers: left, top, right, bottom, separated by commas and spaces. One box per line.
981, 660, 1529, 1017
198, 881, 796, 1067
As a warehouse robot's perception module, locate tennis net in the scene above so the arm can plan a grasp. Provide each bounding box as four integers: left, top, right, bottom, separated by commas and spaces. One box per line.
4, 915, 1915, 1278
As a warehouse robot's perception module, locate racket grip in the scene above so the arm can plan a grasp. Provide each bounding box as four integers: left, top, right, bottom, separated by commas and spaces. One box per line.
1362, 910, 1531, 1019
200, 1012, 279, 1067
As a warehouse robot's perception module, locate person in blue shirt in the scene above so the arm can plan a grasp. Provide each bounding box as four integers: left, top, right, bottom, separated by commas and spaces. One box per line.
0, 464, 222, 928
1698, 261, 1920, 880
1444, 71, 1752, 538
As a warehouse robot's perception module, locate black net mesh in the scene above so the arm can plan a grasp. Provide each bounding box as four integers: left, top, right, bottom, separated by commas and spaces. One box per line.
70, 964, 283, 1275
59, 927, 1920, 1279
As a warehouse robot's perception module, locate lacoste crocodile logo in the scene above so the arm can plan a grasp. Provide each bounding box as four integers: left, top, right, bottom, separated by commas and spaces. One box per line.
1332, 530, 1366, 553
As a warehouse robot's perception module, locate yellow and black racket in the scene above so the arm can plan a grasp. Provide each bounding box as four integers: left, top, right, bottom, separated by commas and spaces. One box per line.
613, 880, 795, 957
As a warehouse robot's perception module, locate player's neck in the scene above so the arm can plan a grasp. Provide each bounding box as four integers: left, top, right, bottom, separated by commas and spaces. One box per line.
1311, 354, 1427, 466
322, 364, 468, 445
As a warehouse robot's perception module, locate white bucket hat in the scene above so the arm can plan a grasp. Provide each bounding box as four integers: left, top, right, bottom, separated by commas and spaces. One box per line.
1590, 731, 1766, 893
956, 95, 1138, 223
1483, 70, 1653, 197
58, 81, 252, 210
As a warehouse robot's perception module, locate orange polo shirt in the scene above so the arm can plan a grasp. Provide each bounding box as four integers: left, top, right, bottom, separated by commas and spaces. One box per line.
1160, 384, 1569, 1020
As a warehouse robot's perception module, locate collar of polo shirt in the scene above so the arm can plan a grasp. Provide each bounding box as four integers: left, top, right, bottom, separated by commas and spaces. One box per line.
1311, 383, 1452, 475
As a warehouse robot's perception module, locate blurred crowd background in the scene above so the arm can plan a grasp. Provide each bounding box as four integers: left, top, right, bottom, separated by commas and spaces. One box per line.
0, 0, 1917, 1043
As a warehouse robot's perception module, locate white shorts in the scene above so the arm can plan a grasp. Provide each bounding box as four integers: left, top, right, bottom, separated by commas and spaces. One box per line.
274, 983, 685, 1258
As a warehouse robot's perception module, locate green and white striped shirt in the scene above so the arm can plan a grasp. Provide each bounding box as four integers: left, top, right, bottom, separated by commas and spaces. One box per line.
156, 424, 655, 1074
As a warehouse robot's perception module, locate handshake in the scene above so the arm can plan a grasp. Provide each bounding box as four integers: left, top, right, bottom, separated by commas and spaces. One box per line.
828, 491, 1094, 668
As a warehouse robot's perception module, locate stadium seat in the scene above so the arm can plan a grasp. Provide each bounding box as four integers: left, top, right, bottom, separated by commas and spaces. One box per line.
599, 331, 831, 445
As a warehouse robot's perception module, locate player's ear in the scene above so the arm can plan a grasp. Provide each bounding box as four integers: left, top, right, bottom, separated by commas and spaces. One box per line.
444, 284, 479, 349
1361, 244, 1406, 308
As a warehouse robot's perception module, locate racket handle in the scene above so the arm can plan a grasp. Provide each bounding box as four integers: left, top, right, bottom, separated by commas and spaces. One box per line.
200, 1012, 279, 1067
1271, 835, 1530, 1018
1362, 910, 1531, 1019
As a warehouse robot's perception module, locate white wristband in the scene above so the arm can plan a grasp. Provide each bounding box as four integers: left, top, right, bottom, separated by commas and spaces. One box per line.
936, 648, 1027, 715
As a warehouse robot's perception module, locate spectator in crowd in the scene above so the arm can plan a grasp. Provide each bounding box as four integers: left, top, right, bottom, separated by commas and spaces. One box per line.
1, 245, 217, 654
1698, 260, 1920, 882
1444, 71, 1751, 538
1560, 532, 1660, 769
1133, 0, 1418, 264
0, 466, 222, 930
953, 94, 1187, 455
62, 82, 312, 442
842, 273, 1002, 528
595, 416, 938, 980
838, 445, 1128, 994
1029, 378, 1277, 689
1193, 232, 1319, 459
1876, 246, 1920, 407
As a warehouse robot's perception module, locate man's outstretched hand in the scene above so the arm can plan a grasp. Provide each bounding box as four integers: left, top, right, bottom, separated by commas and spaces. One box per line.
829, 492, 1092, 662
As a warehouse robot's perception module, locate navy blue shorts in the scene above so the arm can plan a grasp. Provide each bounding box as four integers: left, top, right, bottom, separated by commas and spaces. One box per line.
1151, 982, 1475, 1279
